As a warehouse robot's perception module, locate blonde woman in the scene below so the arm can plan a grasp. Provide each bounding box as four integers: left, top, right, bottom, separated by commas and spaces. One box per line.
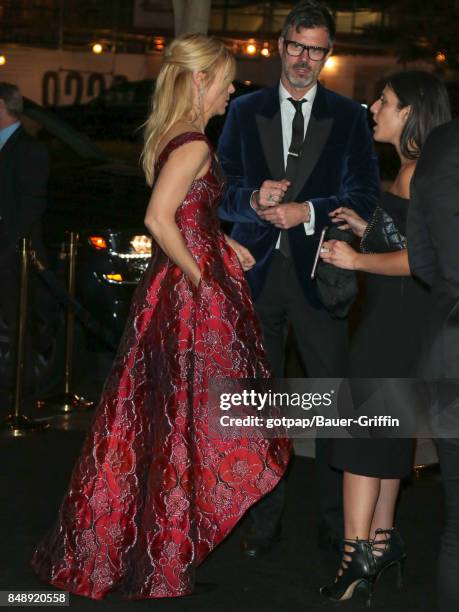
32, 35, 290, 600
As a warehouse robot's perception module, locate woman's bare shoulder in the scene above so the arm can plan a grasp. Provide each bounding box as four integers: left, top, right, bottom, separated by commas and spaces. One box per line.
391, 161, 417, 199
155, 124, 210, 180
156, 122, 207, 158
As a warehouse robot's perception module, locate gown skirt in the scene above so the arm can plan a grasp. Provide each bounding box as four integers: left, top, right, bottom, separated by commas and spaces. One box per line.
31, 132, 291, 599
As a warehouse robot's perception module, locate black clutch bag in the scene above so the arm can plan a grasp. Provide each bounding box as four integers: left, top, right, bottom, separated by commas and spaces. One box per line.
360, 206, 406, 254
315, 226, 358, 319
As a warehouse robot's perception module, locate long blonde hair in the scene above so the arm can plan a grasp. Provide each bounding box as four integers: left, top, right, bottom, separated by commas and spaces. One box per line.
141, 34, 235, 186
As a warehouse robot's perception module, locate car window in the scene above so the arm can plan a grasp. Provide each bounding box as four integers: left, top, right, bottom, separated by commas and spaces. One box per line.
91, 80, 154, 108
103, 86, 136, 107
21, 114, 88, 168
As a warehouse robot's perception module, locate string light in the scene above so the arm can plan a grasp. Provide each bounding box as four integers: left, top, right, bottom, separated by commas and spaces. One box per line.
91, 42, 104, 54
435, 51, 447, 63
261, 42, 270, 58
245, 39, 257, 55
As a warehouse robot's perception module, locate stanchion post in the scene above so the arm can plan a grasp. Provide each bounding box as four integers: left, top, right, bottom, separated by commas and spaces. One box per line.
63, 231, 77, 395
37, 231, 93, 413
1, 238, 49, 436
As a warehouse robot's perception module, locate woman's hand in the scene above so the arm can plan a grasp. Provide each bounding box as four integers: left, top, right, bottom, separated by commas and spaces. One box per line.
224, 235, 256, 271
319, 240, 359, 270
190, 270, 202, 288
329, 207, 368, 238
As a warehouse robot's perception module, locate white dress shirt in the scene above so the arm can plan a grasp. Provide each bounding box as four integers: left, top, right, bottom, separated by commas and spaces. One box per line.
0, 121, 20, 150
276, 82, 317, 245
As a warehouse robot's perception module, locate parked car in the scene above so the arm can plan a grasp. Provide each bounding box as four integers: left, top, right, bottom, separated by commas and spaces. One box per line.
22, 97, 151, 344
52, 79, 153, 141
52, 78, 261, 143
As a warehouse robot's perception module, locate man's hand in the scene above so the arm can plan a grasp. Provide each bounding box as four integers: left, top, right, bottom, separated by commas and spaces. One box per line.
253, 179, 291, 209
257, 202, 310, 229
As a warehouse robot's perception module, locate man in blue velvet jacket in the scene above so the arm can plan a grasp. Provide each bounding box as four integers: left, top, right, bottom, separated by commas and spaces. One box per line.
218, 1, 380, 556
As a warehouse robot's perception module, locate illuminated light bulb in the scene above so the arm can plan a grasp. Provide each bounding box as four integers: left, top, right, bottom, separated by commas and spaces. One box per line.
261, 47, 270, 58
246, 43, 257, 55
0, 55, 6, 66
92, 43, 104, 55
324, 56, 337, 71
436, 51, 447, 63
130, 234, 152, 255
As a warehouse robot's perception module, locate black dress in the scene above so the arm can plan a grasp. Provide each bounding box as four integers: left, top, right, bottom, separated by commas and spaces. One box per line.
330, 192, 430, 478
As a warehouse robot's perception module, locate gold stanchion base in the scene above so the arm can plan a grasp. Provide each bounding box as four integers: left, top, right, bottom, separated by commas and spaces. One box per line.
37, 392, 95, 413
1, 413, 50, 437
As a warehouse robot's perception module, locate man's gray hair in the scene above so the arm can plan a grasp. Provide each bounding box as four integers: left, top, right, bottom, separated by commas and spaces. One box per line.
281, 1, 336, 45
0, 82, 23, 117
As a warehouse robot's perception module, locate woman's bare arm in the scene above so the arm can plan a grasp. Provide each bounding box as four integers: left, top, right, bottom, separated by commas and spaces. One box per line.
144, 140, 210, 287
320, 240, 410, 276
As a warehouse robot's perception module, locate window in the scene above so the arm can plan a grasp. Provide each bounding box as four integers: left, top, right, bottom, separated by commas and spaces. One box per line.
336, 10, 383, 34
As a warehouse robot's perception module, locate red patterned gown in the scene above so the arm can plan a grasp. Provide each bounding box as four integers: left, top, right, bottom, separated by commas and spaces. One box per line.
32, 132, 291, 599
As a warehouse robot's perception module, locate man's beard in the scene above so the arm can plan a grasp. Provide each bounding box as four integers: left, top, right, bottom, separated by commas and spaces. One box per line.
284, 61, 319, 89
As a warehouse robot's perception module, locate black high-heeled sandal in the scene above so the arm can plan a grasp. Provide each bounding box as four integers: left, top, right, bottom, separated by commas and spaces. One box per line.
320, 538, 376, 608
372, 527, 407, 589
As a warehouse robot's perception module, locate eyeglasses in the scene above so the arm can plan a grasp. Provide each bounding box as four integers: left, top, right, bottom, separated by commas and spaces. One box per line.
283, 40, 330, 61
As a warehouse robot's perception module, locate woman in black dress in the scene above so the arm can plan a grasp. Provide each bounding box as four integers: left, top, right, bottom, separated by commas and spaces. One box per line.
319, 71, 451, 605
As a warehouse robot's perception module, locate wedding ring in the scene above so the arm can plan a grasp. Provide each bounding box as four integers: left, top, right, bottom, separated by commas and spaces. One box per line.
321, 247, 329, 253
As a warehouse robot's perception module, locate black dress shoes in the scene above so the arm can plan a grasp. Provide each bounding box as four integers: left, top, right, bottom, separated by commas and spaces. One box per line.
241, 526, 281, 558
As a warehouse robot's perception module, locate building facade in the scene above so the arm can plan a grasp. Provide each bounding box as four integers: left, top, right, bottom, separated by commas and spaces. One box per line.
0, 1, 455, 107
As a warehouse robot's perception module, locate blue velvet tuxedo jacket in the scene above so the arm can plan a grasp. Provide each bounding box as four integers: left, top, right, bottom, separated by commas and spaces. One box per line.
218, 82, 380, 305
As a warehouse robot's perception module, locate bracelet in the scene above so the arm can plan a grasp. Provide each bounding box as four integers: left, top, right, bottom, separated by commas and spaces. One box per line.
250, 190, 260, 210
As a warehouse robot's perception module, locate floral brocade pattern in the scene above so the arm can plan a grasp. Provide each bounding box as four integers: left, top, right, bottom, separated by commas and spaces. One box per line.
31, 132, 291, 600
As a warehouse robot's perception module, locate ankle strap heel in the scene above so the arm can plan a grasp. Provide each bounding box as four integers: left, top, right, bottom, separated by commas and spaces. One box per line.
372, 528, 407, 589
320, 538, 376, 607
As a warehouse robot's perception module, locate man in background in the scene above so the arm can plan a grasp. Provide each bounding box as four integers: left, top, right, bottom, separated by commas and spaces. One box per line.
0, 82, 49, 409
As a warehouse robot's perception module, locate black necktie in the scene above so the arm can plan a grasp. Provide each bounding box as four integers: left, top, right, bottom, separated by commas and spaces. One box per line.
279, 97, 306, 257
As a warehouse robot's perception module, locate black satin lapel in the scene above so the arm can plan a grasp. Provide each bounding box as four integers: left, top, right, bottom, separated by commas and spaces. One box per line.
255, 113, 285, 181
289, 115, 334, 202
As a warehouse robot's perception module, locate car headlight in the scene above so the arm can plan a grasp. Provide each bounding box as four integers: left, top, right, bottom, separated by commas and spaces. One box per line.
88, 232, 152, 260
130, 234, 152, 255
